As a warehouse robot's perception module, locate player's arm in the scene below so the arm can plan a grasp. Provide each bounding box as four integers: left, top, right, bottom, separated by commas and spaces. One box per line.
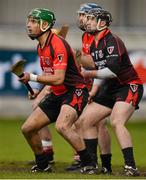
19, 39, 68, 85
89, 79, 103, 97
105, 35, 125, 75
32, 85, 51, 110
28, 72, 46, 99
75, 50, 95, 69
82, 67, 117, 79
36, 69, 65, 85
88, 78, 103, 103
18, 67, 66, 85
30, 49, 67, 84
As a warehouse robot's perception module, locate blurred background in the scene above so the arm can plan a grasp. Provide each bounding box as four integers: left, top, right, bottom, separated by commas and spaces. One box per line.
0, 0, 146, 118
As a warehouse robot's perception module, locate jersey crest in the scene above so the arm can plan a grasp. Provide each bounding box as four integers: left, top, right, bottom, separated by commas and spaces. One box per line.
57, 54, 64, 62
107, 46, 114, 54
130, 84, 138, 93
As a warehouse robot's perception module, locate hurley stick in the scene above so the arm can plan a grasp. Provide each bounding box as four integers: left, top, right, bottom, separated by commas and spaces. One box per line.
10, 60, 34, 95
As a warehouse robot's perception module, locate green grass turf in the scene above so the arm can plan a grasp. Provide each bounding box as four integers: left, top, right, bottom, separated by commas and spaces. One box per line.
0, 117, 146, 178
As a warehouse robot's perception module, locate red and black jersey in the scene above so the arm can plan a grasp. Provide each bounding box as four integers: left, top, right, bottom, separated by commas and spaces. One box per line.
82, 32, 94, 54
82, 32, 95, 90
37, 31, 85, 95
90, 29, 142, 85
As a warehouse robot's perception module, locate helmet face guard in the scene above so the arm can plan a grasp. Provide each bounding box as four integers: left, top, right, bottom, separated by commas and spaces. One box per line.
77, 3, 103, 31
87, 8, 112, 32
27, 8, 56, 39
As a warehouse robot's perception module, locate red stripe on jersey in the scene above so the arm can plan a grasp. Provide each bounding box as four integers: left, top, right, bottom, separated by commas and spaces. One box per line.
133, 91, 138, 107
125, 87, 138, 107
70, 93, 83, 112
125, 89, 133, 104
128, 79, 142, 85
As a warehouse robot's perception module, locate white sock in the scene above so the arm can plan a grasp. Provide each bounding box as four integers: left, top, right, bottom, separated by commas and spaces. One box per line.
42, 140, 53, 148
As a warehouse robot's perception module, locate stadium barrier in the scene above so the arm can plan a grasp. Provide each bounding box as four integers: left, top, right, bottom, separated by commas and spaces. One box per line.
0, 49, 146, 118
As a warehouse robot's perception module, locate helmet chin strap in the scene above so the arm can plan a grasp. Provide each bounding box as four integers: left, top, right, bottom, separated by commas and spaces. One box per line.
86, 19, 107, 35
40, 19, 50, 32
29, 20, 51, 40
96, 18, 107, 31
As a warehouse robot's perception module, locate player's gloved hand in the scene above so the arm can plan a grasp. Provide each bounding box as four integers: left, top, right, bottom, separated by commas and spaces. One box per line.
18, 72, 30, 84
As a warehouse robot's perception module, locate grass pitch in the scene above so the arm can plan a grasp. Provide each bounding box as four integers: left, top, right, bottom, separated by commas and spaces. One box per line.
0, 118, 146, 179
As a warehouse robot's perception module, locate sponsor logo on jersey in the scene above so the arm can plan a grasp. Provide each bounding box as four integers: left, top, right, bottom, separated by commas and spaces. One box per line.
94, 59, 107, 69
45, 57, 51, 65
57, 54, 64, 62
107, 46, 114, 54
43, 67, 54, 74
98, 50, 104, 58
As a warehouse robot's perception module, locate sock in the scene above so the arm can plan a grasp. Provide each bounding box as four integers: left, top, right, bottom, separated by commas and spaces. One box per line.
77, 149, 94, 167
84, 138, 98, 164
122, 147, 136, 168
42, 140, 53, 152
100, 154, 112, 171
35, 153, 48, 170
42, 140, 54, 162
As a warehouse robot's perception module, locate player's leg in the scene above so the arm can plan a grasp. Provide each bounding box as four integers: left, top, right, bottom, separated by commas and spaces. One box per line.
55, 104, 97, 174
22, 93, 61, 172
97, 119, 112, 174
110, 101, 139, 176
110, 83, 143, 176
30, 86, 55, 164
39, 126, 54, 164
65, 123, 81, 171
21, 107, 52, 172
56, 87, 98, 174
81, 102, 111, 170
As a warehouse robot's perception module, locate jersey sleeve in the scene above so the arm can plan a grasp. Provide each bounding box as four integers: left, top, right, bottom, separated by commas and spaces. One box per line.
53, 37, 68, 71
105, 35, 125, 75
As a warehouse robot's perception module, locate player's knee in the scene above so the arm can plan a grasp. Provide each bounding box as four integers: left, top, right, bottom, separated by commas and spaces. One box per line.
98, 119, 107, 128
55, 123, 64, 134
55, 122, 68, 135
21, 123, 33, 135
110, 119, 121, 129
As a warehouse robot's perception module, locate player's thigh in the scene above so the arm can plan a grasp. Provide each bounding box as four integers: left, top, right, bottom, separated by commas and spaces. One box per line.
55, 104, 78, 130
97, 118, 109, 131
22, 107, 50, 133
79, 102, 111, 128
110, 101, 135, 126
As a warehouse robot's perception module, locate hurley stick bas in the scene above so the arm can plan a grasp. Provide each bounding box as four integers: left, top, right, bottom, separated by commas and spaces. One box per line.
58, 25, 69, 39
10, 60, 34, 95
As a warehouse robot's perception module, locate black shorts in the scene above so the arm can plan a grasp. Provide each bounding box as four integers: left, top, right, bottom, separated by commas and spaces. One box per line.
93, 83, 143, 109
38, 87, 89, 123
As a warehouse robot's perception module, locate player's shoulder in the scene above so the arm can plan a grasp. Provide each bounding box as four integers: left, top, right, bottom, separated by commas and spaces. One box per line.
108, 32, 125, 47
51, 32, 71, 51
82, 32, 94, 41
51, 32, 64, 44
82, 32, 89, 38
